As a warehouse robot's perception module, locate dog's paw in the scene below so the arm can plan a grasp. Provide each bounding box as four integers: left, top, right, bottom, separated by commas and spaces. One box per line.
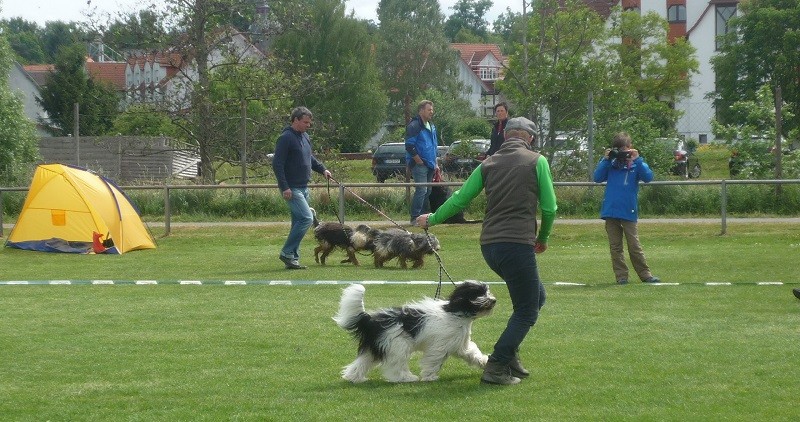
420, 374, 439, 382
478, 354, 489, 368
343, 374, 368, 383
387, 374, 419, 383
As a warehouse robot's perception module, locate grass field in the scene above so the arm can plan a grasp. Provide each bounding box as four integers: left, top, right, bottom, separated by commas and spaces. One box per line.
2, 222, 799, 420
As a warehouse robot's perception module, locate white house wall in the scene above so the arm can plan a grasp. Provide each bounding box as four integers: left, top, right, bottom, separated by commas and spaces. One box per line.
455, 59, 483, 117
637, 1, 725, 143
7, 62, 51, 137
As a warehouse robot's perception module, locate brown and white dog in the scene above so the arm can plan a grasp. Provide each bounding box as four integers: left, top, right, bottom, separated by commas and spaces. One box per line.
311, 209, 378, 266
372, 228, 441, 269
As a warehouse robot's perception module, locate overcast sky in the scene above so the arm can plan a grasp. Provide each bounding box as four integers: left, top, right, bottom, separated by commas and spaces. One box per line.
1, 0, 526, 28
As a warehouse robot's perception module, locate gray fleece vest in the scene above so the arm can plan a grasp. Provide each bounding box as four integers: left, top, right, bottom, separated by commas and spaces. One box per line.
479, 138, 541, 246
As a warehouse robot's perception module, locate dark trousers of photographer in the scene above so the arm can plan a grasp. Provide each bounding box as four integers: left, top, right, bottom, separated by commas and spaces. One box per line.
604, 218, 654, 282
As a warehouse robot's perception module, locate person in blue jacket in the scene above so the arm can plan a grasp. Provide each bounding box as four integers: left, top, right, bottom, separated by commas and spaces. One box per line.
405, 100, 439, 225
272, 106, 331, 270
593, 132, 660, 285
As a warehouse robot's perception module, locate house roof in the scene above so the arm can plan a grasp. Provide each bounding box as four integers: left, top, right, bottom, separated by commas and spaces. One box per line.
22, 64, 54, 86
86, 61, 128, 91
450, 43, 506, 67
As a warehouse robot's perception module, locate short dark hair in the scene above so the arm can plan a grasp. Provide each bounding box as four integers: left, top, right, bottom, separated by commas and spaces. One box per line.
417, 100, 433, 112
493, 102, 508, 112
612, 132, 632, 149
290, 106, 313, 122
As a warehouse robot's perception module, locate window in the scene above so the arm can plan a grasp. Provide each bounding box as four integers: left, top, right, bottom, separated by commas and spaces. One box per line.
716, 5, 737, 50
668, 5, 686, 23
479, 66, 498, 81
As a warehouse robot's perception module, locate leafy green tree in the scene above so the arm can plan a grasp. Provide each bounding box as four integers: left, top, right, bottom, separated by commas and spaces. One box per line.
710, 0, 800, 144
272, 0, 387, 152
500, 2, 698, 179
2, 18, 46, 64
110, 104, 180, 137
444, 0, 492, 42
37, 44, 119, 136
377, 0, 460, 123
417, 88, 483, 144
100, 10, 168, 51
712, 84, 798, 179
0, 28, 39, 185
492, 8, 522, 45
41, 21, 87, 62
500, 0, 611, 144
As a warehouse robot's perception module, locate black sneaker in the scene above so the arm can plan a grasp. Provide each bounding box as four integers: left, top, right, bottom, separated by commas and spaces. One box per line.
643, 276, 661, 283
616, 279, 628, 285
793, 288, 800, 300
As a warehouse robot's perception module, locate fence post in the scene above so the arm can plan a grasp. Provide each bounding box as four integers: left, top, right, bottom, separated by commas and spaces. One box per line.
0, 190, 4, 238
164, 186, 171, 236
338, 184, 346, 223
720, 180, 727, 235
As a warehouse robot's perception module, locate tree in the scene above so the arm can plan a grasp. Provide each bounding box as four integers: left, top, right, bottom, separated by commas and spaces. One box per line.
110, 104, 180, 137
2, 18, 46, 64
100, 10, 168, 51
41, 21, 87, 62
710, 0, 800, 148
37, 44, 120, 136
444, 0, 492, 42
0, 28, 39, 185
417, 88, 483, 144
499, 1, 699, 178
133, 0, 312, 183
377, 0, 460, 123
272, 0, 387, 152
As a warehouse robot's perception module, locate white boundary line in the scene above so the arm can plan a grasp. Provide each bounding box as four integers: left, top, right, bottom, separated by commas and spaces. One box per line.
0, 280, 792, 286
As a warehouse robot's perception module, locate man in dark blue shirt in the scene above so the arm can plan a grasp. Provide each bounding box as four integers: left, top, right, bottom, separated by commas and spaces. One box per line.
271, 107, 331, 269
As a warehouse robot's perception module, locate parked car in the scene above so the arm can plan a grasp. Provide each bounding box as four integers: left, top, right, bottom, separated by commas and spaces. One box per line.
371, 142, 407, 182
655, 138, 701, 178
436, 145, 448, 167
442, 139, 490, 175
549, 133, 588, 179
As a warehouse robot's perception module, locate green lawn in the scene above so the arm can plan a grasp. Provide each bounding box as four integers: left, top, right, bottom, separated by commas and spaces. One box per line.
1, 222, 799, 420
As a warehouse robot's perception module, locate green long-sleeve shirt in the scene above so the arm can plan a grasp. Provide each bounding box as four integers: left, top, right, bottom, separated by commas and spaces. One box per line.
427, 138, 557, 244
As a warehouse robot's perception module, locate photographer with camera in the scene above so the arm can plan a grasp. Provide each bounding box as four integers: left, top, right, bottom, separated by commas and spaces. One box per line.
593, 132, 661, 285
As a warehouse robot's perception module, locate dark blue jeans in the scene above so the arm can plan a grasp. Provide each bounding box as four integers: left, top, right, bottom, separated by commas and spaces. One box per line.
481, 242, 546, 365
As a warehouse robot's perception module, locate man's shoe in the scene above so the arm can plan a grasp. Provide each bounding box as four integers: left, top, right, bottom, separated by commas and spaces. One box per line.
617, 279, 628, 285
509, 355, 530, 379
480, 359, 520, 385
279, 255, 307, 270
285, 261, 307, 270
793, 288, 800, 300
643, 276, 661, 283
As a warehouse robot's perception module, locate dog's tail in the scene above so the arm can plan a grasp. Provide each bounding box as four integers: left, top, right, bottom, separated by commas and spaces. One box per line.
333, 284, 368, 331
310, 207, 319, 228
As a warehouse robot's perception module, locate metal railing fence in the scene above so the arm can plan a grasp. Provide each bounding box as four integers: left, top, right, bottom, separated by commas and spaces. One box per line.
2, 179, 799, 237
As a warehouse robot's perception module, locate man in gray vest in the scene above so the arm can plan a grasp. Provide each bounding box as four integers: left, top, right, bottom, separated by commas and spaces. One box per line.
416, 116, 557, 385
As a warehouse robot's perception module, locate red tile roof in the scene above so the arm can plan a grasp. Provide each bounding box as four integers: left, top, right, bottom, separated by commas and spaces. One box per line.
450, 43, 506, 66
86, 62, 128, 91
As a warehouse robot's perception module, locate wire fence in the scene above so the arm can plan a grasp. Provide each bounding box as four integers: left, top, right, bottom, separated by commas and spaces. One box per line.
3, 179, 800, 238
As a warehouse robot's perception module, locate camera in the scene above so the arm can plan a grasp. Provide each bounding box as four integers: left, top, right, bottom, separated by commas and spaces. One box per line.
608, 148, 631, 161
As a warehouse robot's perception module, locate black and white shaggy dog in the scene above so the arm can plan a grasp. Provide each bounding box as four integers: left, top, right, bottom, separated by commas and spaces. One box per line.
333, 281, 496, 383
311, 209, 379, 266
372, 228, 441, 268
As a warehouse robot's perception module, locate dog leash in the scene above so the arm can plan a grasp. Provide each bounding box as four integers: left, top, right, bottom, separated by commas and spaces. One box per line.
328, 176, 457, 298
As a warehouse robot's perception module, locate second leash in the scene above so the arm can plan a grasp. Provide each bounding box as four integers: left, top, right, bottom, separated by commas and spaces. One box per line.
329, 177, 458, 298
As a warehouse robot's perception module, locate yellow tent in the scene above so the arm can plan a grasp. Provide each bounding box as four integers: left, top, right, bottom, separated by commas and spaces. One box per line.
6, 164, 156, 254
